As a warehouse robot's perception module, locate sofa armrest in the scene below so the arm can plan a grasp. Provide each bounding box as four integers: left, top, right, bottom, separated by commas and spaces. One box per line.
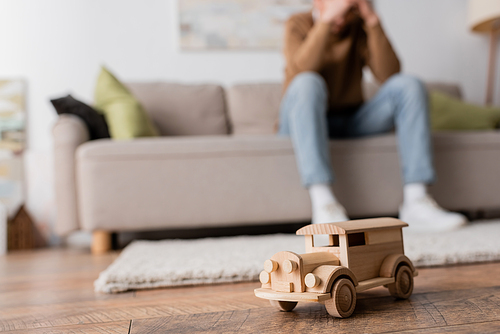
52, 114, 90, 235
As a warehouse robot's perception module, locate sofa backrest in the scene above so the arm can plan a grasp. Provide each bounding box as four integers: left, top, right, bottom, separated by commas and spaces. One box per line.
226, 83, 283, 135
226, 81, 463, 136
126, 82, 229, 136
363, 81, 463, 101
125, 80, 463, 137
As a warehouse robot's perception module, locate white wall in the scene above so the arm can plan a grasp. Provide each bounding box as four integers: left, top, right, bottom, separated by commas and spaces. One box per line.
0, 0, 496, 243
375, 0, 497, 105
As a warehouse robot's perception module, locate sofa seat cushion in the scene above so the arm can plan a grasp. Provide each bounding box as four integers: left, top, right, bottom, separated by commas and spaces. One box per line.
78, 135, 294, 159
126, 83, 229, 136
76, 135, 309, 231
76, 131, 500, 232
78, 133, 407, 233
77, 134, 424, 162
79, 131, 499, 158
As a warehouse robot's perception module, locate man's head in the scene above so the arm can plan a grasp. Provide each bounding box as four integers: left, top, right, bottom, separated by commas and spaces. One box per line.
313, 0, 361, 33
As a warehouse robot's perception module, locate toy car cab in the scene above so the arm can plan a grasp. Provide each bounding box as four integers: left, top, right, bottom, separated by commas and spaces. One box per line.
254, 218, 417, 318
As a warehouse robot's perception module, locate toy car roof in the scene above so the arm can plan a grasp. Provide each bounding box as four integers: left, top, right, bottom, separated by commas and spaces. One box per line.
296, 218, 408, 235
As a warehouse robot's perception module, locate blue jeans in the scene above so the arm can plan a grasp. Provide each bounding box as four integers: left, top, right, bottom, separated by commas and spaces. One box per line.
278, 72, 435, 187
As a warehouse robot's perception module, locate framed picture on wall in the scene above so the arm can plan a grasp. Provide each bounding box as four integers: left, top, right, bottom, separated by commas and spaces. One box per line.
179, 0, 312, 50
0, 79, 25, 218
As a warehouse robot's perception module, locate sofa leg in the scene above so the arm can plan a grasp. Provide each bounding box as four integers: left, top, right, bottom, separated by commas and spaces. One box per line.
91, 230, 112, 255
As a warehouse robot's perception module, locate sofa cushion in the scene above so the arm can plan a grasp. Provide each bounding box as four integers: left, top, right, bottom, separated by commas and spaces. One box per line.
76, 131, 500, 231
426, 83, 462, 99
50, 95, 110, 140
226, 83, 282, 135
227, 81, 463, 136
95, 67, 159, 139
77, 132, 500, 160
77, 135, 293, 159
126, 82, 229, 136
363, 81, 463, 101
76, 135, 311, 231
430, 91, 500, 130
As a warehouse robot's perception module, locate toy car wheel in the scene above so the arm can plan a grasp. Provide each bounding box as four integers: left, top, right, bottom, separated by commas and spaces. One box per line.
388, 265, 414, 299
270, 300, 297, 312
325, 278, 356, 318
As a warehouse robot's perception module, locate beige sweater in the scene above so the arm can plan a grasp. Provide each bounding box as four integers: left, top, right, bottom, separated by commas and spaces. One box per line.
283, 11, 401, 114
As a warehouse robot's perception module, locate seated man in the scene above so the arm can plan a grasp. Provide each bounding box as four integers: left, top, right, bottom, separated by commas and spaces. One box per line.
279, 0, 467, 231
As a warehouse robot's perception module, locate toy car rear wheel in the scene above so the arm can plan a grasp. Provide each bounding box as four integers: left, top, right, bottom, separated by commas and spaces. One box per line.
270, 300, 298, 312
388, 265, 414, 299
325, 278, 356, 318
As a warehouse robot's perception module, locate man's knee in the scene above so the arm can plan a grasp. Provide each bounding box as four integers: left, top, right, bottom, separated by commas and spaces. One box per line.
385, 73, 427, 98
288, 71, 328, 98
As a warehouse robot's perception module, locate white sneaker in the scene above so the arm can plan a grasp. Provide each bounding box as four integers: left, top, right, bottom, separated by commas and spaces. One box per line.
399, 195, 468, 232
312, 202, 349, 224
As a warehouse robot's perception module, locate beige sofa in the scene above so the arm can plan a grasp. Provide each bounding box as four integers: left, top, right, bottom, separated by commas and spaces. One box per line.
53, 81, 500, 253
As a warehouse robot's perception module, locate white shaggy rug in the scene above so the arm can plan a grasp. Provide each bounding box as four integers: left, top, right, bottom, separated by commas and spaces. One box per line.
95, 220, 500, 293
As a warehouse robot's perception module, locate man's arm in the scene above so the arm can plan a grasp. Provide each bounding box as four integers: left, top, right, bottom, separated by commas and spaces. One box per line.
285, 0, 357, 73
355, 0, 401, 82
284, 18, 331, 73
364, 22, 401, 82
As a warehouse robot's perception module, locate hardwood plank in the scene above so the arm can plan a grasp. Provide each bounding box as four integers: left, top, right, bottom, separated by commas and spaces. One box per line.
0, 285, 135, 308
357, 262, 500, 300
396, 320, 500, 333
130, 285, 500, 333
1, 248, 500, 333
0, 249, 128, 308
2, 321, 130, 334
0, 286, 267, 332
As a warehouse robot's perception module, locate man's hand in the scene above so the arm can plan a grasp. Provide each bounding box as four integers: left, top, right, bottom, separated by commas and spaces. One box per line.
319, 0, 356, 25
352, 0, 379, 27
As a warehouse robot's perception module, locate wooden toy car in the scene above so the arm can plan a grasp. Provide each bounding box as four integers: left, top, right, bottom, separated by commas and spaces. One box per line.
254, 218, 417, 318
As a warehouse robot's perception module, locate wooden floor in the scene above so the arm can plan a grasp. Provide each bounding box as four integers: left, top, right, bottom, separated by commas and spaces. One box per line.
0, 249, 499, 333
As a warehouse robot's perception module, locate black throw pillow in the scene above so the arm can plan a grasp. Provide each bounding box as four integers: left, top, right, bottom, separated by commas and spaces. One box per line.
51, 95, 110, 140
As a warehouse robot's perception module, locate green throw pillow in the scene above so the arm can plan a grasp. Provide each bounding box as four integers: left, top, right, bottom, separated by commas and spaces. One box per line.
94, 66, 159, 139
430, 91, 500, 131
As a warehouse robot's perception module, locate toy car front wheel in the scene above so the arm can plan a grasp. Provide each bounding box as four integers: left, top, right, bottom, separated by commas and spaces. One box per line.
388, 265, 414, 299
325, 278, 357, 318
270, 300, 298, 312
